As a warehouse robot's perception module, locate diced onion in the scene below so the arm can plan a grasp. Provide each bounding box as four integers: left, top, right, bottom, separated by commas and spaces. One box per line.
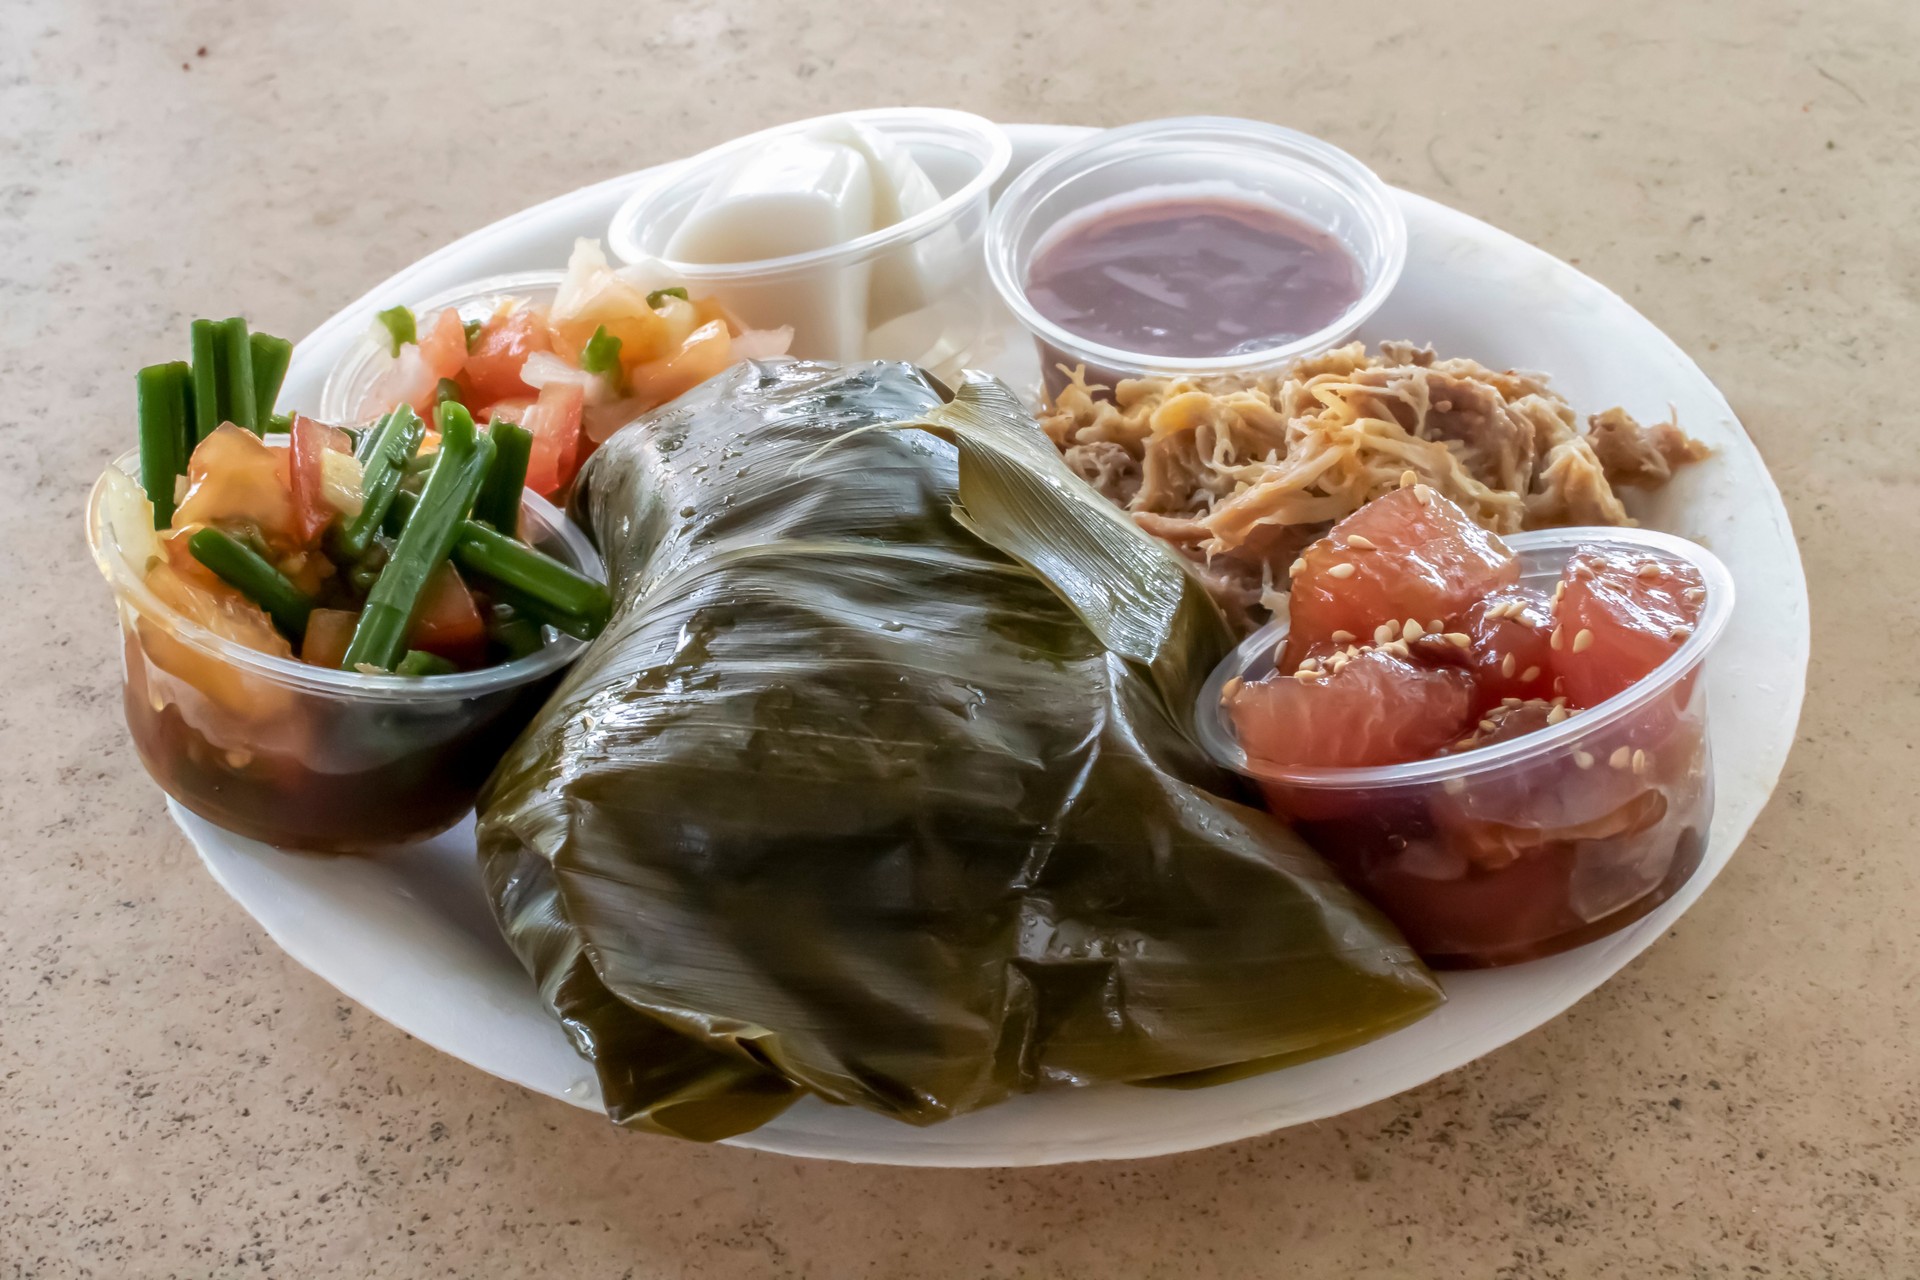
318, 448, 365, 518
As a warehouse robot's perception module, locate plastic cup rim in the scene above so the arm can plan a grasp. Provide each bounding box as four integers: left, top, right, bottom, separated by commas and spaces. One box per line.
605, 107, 1014, 279
983, 115, 1410, 379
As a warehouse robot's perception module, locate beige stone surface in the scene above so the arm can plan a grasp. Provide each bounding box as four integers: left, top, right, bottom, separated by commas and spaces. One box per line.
3, 0, 1913, 1274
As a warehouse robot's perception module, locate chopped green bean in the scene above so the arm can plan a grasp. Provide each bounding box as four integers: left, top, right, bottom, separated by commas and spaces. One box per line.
217, 317, 259, 433
187, 527, 314, 640
394, 649, 459, 677
646, 286, 688, 308
472, 418, 532, 534
434, 377, 465, 409
249, 332, 293, 419
265, 411, 293, 433
341, 409, 495, 672
387, 488, 609, 640
463, 318, 484, 350
375, 306, 416, 357
336, 405, 425, 559
189, 319, 222, 442
136, 362, 193, 528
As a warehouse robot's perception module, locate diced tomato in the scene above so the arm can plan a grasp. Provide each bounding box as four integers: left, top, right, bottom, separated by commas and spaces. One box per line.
403, 563, 485, 668
461, 308, 550, 413
288, 415, 352, 546
1463, 589, 1559, 709
627, 320, 733, 412
416, 308, 468, 381
1552, 548, 1706, 707
522, 381, 586, 497
1230, 647, 1476, 771
301, 608, 359, 669
1283, 486, 1518, 668
173, 424, 301, 547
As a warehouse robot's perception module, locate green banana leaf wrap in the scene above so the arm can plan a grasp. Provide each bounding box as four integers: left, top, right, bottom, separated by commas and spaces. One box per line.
475, 360, 1441, 1141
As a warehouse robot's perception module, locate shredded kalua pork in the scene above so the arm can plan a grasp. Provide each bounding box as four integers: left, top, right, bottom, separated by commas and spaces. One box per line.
1041, 342, 1708, 633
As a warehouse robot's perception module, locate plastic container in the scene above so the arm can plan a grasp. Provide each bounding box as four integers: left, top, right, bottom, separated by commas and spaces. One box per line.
606, 108, 1012, 379
986, 117, 1407, 399
87, 448, 600, 853
318, 271, 562, 424
1195, 528, 1735, 969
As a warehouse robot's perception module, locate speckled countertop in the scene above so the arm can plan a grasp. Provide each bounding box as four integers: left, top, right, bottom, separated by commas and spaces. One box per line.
4, 0, 1913, 1275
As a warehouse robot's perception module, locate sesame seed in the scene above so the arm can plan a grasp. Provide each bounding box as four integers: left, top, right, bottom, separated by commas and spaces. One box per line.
1632, 749, 1648, 774
1385, 640, 1411, 659
1428, 619, 1444, 633
1346, 534, 1377, 551
1609, 746, 1632, 770
1376, 620, 1400, 643
1402, 618, 1426, 641
1670, 624, 1694, 641
1501, 653, 1517, 678
1550, 626, 1565, 651
1288, 559, 1306, 578
1502, 697, 1522, 707
1684, 587, 1706, 604
1478, 719, 1497, 733
1637, 562, 1665, 580
1521, 665, 1541, 682
1554, 676, 1567, 694
1220, 677, 1243, 702
1552, 580, 1566, 604
1328, 562, 1356, 579
1572, 628, 1594, 653
1331, 654, 1351, 673
1399, 469, 1417, 489
1413, 484, 1434, 506
1446, 632, 1471, 648
1574, 750, 1595, 769
1546, 706, 1569, 725
1331, 629, 1355, 644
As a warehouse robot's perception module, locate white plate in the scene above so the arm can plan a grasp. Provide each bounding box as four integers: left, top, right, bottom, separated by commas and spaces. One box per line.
176, 124, 1808, 1166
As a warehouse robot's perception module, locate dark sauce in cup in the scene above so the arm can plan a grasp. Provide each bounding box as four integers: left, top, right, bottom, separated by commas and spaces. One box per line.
1025, 196, 1362, 395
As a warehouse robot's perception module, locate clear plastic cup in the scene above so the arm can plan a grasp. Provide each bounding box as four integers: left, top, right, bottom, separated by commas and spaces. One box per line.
318, 270, 562, 423
87, 448, 600, 853
1194, 528, 1735, 969
605, 108, 1012, 379
985, 116, 1407, 400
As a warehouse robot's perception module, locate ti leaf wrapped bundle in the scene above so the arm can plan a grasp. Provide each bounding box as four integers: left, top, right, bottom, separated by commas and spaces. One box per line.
476, 360, 1440, 1141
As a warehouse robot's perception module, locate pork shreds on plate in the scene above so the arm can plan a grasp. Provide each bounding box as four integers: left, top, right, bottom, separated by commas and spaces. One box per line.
1040, 341, 1709, 633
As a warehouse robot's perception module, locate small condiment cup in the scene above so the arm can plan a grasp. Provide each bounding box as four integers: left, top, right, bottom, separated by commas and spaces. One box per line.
986, 116, 1407, 398
605, 108, 1012, 378
88, 447, 600, 853
1193, 528, 1734, 968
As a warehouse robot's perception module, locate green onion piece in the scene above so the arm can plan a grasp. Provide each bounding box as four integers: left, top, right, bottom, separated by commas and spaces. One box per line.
486, 605, 546, 661
189, 319, 222, 442
342, 409, 495, 672
434, 377, 465, 409
217, 317, 259, 432
265, 412, 293, 433
388, 488, 609, 640
473, 418, 532, 535
580, 325, 623, 391
249, 332, 294, 419
336, 405, 425, 560
646, 286, 688, 308
186, 527, 314, 641
375, 306, 416, 357
136, 362, 193, 529
463, 318, 484, 350
394, 649, 459, 677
